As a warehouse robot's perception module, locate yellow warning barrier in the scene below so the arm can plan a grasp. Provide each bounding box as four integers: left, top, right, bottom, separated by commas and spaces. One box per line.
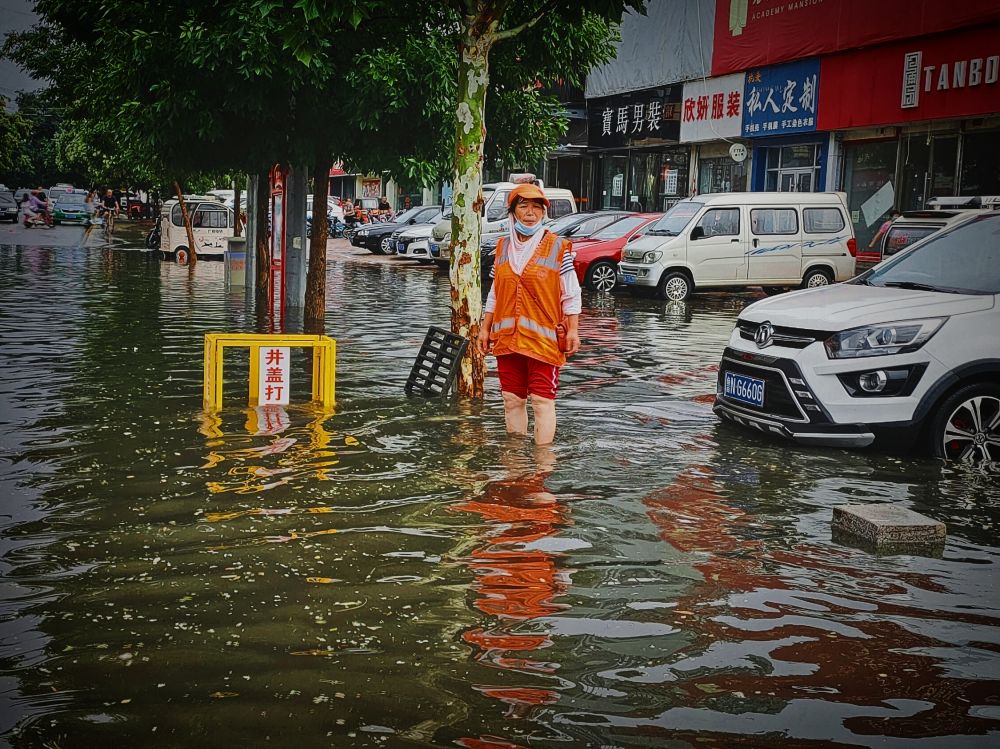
203, 333, 336, 411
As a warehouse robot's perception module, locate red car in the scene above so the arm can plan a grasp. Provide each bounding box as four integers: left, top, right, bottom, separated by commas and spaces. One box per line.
571, 213, 661, 291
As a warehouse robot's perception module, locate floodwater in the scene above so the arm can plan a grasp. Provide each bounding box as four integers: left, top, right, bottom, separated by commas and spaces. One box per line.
0, 233, 998, 749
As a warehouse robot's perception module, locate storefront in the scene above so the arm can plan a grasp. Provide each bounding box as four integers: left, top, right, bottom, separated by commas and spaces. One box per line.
586, 84, 689, 212
819, 22, 1000, 245
741, 59, 832, 193
679, 73, 750, 195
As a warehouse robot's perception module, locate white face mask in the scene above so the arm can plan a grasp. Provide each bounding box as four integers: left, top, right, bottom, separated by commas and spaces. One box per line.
514, 220, 542, 236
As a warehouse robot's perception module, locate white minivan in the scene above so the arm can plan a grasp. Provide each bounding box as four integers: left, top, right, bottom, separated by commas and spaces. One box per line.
619, 192, 856, 301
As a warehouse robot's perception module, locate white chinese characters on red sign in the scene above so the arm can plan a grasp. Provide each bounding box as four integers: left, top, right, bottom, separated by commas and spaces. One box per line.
258, 346, 291, 406
679, 73, 745, 143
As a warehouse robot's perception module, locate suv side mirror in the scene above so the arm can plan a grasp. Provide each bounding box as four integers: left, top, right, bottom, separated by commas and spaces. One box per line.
690, 226, 705, 241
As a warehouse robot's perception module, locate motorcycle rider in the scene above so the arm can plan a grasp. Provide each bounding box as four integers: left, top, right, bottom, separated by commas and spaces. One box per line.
24, 190, 52, 227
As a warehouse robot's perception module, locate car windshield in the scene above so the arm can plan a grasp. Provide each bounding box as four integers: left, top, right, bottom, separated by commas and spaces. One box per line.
547, 213, 584, 234
58, 194, 87, 205
590, 216, 648, 240
646, 201, 703, 235
392, 207, 423, 223
862, 213, 1000, 294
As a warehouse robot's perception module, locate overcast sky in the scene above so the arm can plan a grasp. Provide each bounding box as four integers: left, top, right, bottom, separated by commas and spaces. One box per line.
1, 0, 43, 111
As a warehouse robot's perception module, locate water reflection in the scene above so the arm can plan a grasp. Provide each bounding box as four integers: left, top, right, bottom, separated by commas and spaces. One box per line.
0, 244, 998, 748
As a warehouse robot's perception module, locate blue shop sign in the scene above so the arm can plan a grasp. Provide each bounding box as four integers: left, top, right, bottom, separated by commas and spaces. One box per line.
742, 59, 820, 138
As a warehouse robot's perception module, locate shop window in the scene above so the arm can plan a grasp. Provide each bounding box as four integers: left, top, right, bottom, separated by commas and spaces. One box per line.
960, 130, 1000, 195
697, 208, 740, 237
764, 144, 820, 193
698, 157, 747, 194
842, 139, 898, 250
803, 207, 845, 233
751, 208, 798, 235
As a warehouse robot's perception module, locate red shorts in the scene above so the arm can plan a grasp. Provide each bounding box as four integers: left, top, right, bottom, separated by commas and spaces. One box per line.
496, 353, 560, 400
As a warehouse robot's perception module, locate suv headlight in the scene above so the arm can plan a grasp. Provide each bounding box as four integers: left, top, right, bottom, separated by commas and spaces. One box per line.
642, 251, 662, 264
824, 318, 946, 359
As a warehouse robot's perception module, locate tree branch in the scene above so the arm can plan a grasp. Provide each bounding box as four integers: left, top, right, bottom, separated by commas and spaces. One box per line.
492, 0, 559, 42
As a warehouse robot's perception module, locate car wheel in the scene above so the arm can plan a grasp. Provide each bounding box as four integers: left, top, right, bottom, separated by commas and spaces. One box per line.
801, 267, 833, 289
931, 383, 1000, 464
174, 246, 190, 265
379, 236, 395, 254
586, 260, 618, 292
657, 271, 692, 301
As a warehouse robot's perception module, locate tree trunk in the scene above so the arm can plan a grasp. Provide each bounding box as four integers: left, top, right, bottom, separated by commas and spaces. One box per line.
255, 166, 271, 314
173, 180, 198, 266
305, 158, 331, 334
450, 27, 496, 399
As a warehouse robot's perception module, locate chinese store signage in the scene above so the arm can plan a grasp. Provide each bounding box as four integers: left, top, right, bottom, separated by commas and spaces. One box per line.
587, 85, 682, 148
258, 346, 291, 406
679, 73, 744, 143
818, 23, 1000, 129
742, 59, 820, 137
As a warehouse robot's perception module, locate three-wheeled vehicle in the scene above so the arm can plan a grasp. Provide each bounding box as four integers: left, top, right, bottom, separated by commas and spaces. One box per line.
159, 196, 235, 262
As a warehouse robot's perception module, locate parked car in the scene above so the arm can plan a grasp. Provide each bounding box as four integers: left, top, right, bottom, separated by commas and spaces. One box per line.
620, 192, 856, 301
0, 190, 18, 223
13, 188, 33, 206
393, 223, 436, 261
158, 197, 234, 262
52, 192, 90, 224
48, 184, 81, 202
857, 196, 1000, 265
572, 213, 661, 291
351, 205, 441, 254
713, 210, 1000, 464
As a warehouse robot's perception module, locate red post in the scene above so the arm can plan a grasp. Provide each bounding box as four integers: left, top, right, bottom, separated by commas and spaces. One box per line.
268, 164, 289, 332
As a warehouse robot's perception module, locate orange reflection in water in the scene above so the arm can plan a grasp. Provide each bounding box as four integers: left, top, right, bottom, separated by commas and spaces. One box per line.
453, 448, 573, 736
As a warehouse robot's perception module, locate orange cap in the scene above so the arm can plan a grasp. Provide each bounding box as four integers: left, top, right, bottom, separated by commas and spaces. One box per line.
507, 183, 549, 208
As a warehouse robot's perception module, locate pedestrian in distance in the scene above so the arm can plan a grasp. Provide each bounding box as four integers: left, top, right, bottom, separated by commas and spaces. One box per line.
84, 191, 97, 222
477, 183, 582, 446
869, 208, 901, 250
343, 198, 357, 227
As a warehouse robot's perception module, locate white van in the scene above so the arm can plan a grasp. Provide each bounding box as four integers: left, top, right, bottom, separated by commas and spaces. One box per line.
159, 197, 235, 262
618, 192, 856, 301
429, 181, 577, 262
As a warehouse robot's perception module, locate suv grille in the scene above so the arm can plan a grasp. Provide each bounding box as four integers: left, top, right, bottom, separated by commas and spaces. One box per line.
737, 320, 828, 349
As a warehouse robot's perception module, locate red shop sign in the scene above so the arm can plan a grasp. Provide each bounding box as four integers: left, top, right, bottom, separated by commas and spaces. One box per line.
817, 23, 1000, 130
712, 0, 1000, 77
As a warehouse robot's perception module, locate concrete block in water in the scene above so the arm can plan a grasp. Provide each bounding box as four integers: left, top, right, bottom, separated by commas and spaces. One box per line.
832, 504, 946, 546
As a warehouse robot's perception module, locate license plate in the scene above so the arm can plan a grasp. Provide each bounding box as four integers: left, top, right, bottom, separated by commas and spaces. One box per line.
724, 372, 765, 408
396, 241, 405, 253
429, 243, 439, 257
623, 274, 637, 284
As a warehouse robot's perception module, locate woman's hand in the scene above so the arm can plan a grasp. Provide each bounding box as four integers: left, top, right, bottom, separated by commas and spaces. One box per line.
564, 330, 581, 356
476, 325, 491, 355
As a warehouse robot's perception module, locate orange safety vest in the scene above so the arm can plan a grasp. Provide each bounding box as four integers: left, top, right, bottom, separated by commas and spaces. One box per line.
490, 230, 567, 368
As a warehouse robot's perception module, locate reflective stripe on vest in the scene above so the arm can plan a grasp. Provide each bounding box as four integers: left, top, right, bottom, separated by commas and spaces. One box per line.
518, 315, 557, 341
491, 316, 515, 334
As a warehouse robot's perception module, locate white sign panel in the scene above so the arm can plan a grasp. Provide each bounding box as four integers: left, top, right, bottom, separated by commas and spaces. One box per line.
861, 182, 895, 228
680, 73, 745, 143
258, 346, 291, 406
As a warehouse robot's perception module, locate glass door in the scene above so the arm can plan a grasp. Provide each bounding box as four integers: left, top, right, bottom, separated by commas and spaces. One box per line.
600, 155, 628, 210
778, 169, 814, 192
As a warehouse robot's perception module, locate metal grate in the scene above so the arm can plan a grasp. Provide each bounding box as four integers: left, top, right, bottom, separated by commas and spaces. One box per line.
404, 326, 469, 397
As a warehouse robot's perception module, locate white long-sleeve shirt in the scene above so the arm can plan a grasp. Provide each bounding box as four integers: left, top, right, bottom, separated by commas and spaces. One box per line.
484, 232, 582, 315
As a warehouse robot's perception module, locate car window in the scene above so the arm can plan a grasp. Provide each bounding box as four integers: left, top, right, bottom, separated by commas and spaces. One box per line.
415, 207, 438, 223
393, 207, 423, 223
548, 198, 573, 219
697, 208, 740, 237
485, 193, 509, 221
192, 207, 230, 228
865, 214, 1000, 294
591, 216, 648, 240
58, 194, 87, 205
751, 208, 798, 235
883, 225, 940, 256
548, 213, 585, 234
803, 207, 845, 233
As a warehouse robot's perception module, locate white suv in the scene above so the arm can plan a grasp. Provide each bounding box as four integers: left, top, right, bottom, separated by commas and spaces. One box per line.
714, 211, 1000, 464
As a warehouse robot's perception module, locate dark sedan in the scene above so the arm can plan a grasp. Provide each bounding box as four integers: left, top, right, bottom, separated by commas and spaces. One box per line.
350, 205, 442, 254
0, 191, 18, 223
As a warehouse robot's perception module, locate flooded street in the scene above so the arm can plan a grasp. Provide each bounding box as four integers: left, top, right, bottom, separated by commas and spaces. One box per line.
1, 232, 998, 748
